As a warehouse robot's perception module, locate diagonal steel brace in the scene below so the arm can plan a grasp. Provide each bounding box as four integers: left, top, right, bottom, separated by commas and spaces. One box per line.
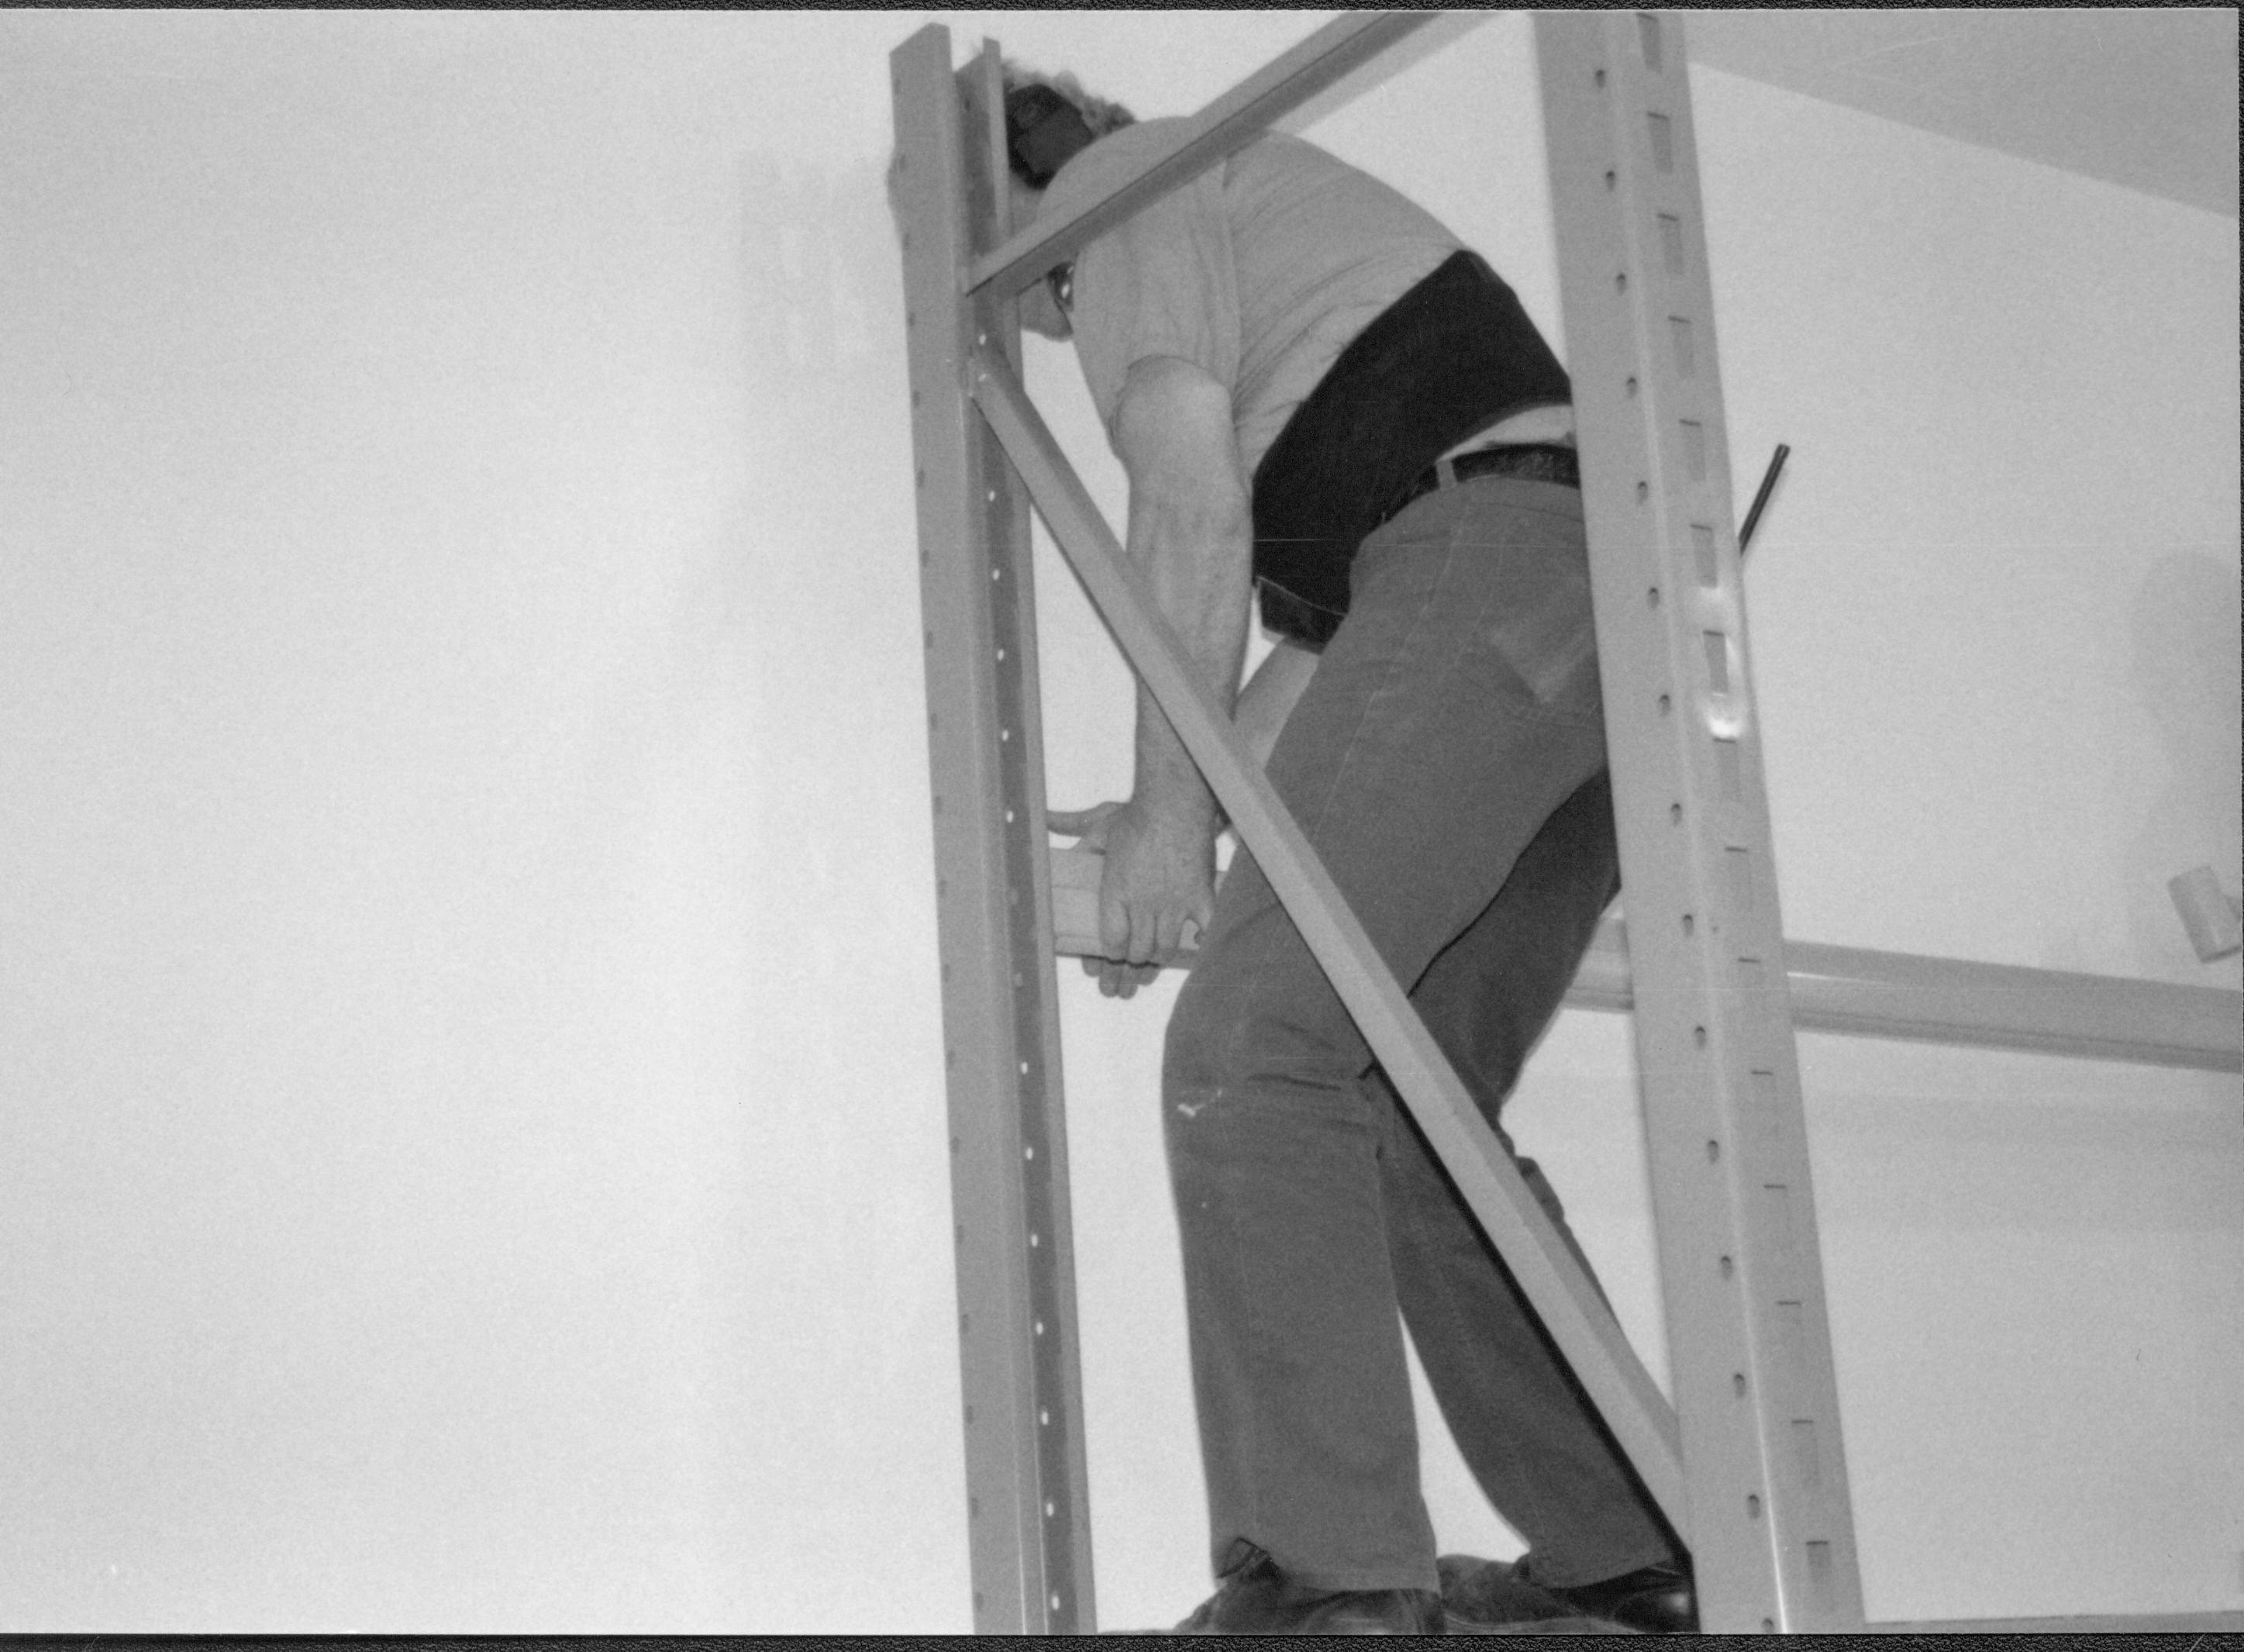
967, 346, 1687, 1533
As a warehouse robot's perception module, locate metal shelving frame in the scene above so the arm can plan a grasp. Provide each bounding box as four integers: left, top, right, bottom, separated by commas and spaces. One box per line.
888, 10, 2244, 1636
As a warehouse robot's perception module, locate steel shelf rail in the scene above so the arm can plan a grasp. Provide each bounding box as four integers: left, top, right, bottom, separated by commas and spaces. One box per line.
1536, 16, 1865, 1626
891, 33, 1094, 1634
1051, 845, 2244, 1074
890, 9, 2239, 1637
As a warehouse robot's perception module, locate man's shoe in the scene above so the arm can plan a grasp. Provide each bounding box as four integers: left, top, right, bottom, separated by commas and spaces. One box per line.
1529, 1559, 1698, 1634
1437, 1554, 1637, 1635
1438, 1554, 1573, 1627
1173, 1545, 1445, 1635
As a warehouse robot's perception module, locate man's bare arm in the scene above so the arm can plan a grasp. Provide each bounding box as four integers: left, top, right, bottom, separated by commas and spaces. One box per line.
1115, 355, 1253, 824
1083, 354, 1253, 995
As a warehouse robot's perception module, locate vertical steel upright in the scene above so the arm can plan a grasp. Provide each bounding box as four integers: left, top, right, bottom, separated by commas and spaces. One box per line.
889, 28, 1094, 1636
1536, 12, 1865, 1633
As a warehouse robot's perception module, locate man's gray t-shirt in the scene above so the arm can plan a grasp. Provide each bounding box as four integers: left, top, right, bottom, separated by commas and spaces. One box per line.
1044, 119, 1463, 477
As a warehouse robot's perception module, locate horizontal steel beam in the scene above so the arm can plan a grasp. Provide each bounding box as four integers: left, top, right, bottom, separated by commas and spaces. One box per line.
1767, 933, 2241, 1074
1052, 845, 2243, 1074
967, 10, 1436, 298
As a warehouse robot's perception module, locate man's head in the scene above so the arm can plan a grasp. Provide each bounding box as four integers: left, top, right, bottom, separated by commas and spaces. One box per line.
1002, 67, 1135, 191
1002, 66, 1135, 340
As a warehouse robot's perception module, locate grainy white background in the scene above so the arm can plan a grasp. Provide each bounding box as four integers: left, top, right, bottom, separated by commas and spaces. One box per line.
1, 9, 2235, 1633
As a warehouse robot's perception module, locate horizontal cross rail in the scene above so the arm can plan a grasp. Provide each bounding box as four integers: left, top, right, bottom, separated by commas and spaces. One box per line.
1771, 935, 2240, 1073
967, 344, 1689, 1532
967, 11, 1436, 298
1051, 846, 2242, 1073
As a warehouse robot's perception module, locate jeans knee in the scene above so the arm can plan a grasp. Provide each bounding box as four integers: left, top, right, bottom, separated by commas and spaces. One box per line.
1163, 972, 1379, 1171
1162, 966, 1244, 1126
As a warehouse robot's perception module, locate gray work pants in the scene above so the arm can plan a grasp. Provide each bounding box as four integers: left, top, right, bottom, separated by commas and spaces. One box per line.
1163, 474, 1677, 1594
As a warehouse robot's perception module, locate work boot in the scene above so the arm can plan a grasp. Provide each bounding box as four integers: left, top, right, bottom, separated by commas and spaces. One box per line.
1438, 1554, 1636, 1635
1170, 1545, 1444, 1635
1515, 1556, 1698, 1633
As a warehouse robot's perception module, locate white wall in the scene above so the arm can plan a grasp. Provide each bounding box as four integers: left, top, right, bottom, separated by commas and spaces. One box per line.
1, 10, 960, 1631
1692, 65, 2242, 1623
0, 10, 2235, 1634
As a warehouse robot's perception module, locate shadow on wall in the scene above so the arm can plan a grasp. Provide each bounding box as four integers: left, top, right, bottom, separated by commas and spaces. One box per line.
729, 147, 934, 990
2125, 552, 2243, 977
708, 148, 977, 1623
733, 147, 920, 802
742, 155, 896, 398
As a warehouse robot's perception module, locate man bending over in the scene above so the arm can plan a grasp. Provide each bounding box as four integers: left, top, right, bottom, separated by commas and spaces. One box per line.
998, 67, 1695, 1636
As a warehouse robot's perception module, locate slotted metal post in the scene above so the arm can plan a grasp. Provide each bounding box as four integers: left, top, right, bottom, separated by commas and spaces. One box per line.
889, 26, 1094, 1635
1537, 11, 1866, 1632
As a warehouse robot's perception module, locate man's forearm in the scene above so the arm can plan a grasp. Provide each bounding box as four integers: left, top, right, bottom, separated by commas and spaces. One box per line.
1108, 354, 1255, 837
1129, 504, 1251, 829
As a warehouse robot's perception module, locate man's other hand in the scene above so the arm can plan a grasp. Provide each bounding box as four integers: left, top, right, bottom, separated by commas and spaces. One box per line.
1050, 798, 1213, 998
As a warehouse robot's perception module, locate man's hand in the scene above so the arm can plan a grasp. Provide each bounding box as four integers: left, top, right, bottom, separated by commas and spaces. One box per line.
1042, 356, 1246, 998
1050, 798, 1214, 998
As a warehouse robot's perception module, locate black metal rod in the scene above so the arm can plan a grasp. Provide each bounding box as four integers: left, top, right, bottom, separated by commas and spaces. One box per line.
1737, 442, 1790, 556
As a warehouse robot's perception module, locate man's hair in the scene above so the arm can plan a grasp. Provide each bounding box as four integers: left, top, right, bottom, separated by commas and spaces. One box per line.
1001, 64, 1135, 189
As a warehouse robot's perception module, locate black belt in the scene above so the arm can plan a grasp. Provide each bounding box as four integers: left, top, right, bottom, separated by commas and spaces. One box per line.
1381, 440, 1580, 526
